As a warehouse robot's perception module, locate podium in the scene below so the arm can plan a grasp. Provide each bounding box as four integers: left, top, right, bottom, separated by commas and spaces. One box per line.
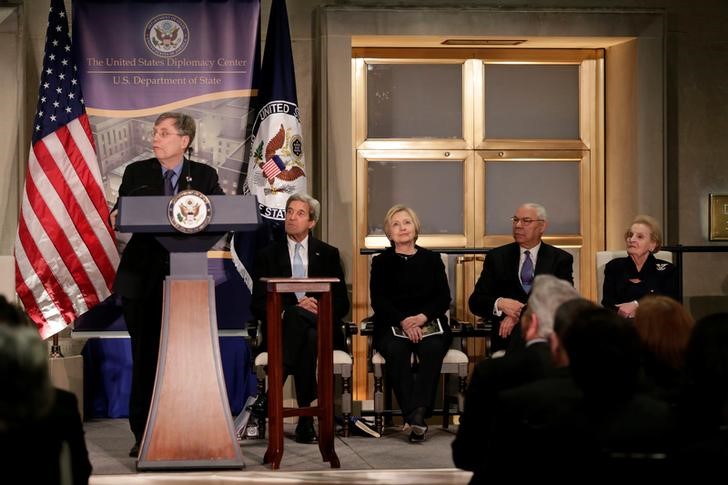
117, 195, 259, 470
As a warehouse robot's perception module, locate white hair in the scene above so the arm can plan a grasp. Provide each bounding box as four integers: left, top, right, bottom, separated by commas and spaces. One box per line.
521, 202, 548, 221
528, 274, 579, 339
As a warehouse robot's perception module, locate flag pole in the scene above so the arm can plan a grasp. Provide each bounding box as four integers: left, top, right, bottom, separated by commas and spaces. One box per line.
50, 333, 64, 358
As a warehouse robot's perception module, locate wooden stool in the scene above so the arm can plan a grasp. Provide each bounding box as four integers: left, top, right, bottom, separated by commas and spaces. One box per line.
262, 277, 340, 469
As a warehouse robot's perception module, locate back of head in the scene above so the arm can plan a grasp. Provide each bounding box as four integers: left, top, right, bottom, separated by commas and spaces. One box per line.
634, 295, 694, 371
684, 313, 728, 401
562, 307, 641, 403
527, 274, 579, 338
554, 298, 599, 339
0, 324, 54, 429
0, 295, 32, 328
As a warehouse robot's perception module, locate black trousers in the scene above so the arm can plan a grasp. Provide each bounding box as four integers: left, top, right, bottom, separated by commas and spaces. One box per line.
377, 332, 450, 418
281, 306, 318, 407
122, 285, 163, 443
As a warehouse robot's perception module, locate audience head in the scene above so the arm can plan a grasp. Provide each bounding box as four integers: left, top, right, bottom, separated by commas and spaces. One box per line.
625, 214, 662, 255
0, 297, 54, 430
285, 193, 319, 241
634, 295, 694, 372
684, 313, 728, 407
562, 307, 642, 403
524, 274, 579, 340
551, 298, 599, 366
511, 203, 547, 249
0, 295, 31, 327
383, 204, 421, 247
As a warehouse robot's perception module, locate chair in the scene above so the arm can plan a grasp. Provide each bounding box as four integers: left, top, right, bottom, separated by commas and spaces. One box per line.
596, 250, 673, 304
360, 316, 469, 436
248, 320, 357, 438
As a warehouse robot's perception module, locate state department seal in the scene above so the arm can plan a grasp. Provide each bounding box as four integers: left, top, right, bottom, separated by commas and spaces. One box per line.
144, 14, 189, 58
168, 190, 212, 234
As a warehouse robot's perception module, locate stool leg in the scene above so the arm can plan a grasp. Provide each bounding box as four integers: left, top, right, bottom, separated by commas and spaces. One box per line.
442, 373, 450, 430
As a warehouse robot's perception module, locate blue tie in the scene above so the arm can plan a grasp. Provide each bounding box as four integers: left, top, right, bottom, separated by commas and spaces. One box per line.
163, 170, 175, 196
292, 242, 305, 299
521, 250, 534, 293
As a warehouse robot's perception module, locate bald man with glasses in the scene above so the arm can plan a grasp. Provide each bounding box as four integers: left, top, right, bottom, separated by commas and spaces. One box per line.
469, 203, 573, 352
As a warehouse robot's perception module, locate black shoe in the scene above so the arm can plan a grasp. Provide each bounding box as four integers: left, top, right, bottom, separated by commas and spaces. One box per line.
295, 417, 318, 444
409, 425, 426, 443
251, 392, 267, 418
129, 442, 140, 457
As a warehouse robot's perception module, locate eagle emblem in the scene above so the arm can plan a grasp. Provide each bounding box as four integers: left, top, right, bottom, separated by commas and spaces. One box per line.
144, 15, 189, 58
154, 25, 179, 47
655, 263, 668, 271
256, 124, 306, 187
179, 198, 201, 223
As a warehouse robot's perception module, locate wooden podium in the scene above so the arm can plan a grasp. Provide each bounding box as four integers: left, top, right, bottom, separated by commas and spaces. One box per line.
117, 195, 259, 470
262, 277, 340, 469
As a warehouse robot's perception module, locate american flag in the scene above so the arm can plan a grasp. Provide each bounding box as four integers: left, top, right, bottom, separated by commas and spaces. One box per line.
14, 0, 118, 339
261, 154, 286, 180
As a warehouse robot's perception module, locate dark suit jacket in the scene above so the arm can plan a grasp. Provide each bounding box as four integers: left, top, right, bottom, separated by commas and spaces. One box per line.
602, 253, 678, 307
113, 157, 224, 299
451, 341, 556, 475
0, 388, 92, 485
251, 235, 350, 350
469, 241, 574, 319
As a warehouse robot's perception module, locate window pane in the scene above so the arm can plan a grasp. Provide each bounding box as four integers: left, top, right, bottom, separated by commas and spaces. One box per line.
367, 64, 462, 138
484, 64, 579, 139
485, 161, 580, 234
368, 161, 464, 234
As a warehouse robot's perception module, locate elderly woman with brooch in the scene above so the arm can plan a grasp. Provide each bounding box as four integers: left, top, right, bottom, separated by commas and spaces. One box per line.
602, 214, 679, 318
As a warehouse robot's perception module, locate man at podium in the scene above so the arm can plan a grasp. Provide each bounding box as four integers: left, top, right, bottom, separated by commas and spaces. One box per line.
111, 112, 224, 456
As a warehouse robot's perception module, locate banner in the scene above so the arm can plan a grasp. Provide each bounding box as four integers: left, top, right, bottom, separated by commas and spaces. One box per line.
72, 1, 261, 329
14, 0, 118, 339
73, 0, 260, 209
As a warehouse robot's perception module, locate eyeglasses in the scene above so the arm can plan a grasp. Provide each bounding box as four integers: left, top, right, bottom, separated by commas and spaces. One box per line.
510, 217, 544, 226
151, 129, 183, 139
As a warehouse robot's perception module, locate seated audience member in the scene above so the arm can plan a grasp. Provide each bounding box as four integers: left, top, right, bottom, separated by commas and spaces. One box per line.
674, 312, 728, 470
251, 193, 350, 444
490, 307, 673, 480
602, 214, 678, 317
452, 275, 578, 474
634, 295, 694, 402
469, 203, 573, 352
0, 296, 92, 485
369, 205, 451, 442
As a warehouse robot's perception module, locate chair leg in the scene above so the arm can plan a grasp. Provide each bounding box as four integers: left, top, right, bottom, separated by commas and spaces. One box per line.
442, 374, 450, 430
374, 363, 384, 436
341, 366, 352, 437
255, 365, 267, 439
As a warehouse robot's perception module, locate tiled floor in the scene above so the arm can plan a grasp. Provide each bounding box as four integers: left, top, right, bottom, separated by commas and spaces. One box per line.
85, 418, 472, 484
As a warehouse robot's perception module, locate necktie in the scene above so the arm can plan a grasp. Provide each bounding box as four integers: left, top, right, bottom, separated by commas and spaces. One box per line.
521, 250, 534, 293
292, 242, 305, 299
163, 170, 175, 196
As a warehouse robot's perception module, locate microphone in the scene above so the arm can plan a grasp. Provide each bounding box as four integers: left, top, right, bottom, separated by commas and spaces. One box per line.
185, 146, 193, 190
109, 184, 150, 229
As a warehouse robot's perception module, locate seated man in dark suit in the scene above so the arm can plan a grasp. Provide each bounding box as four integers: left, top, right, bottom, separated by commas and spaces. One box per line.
469, 202, 574, 352
251, 193, 350, 444
110, 112, 224, 456
491, 306, 674, 480
452, 275, 579, 476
